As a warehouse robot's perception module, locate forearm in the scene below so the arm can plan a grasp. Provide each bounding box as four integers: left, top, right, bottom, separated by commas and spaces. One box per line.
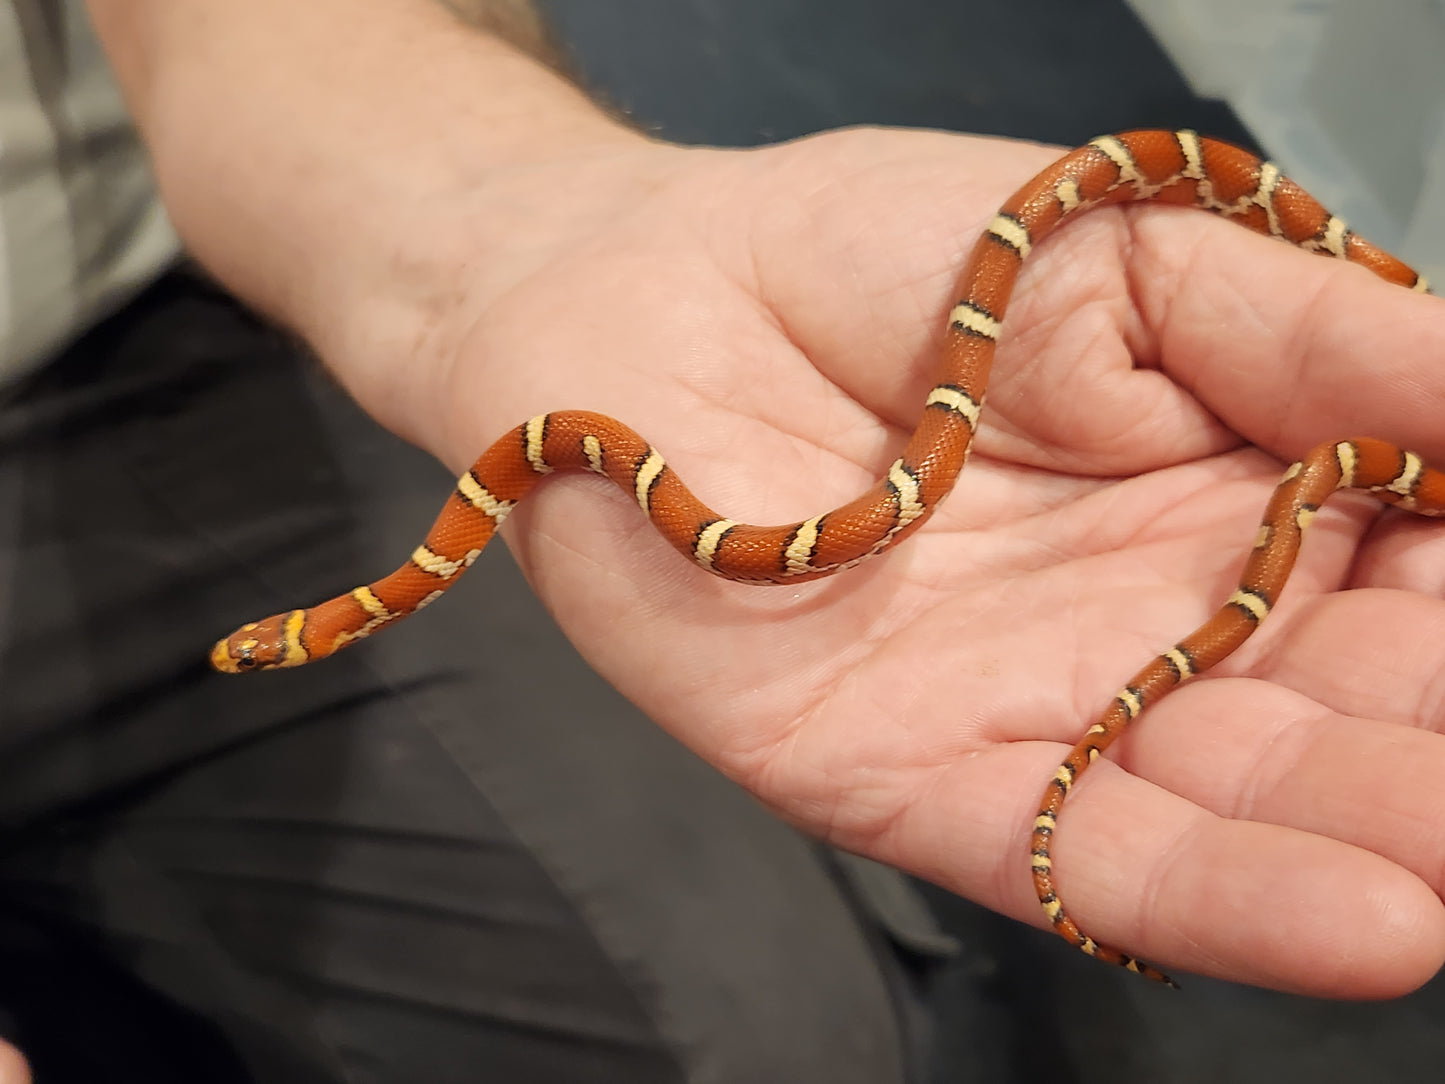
85, 0, 644, 443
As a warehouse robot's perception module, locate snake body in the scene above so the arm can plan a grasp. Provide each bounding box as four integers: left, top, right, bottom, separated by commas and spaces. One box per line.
212, 129, 1440, 984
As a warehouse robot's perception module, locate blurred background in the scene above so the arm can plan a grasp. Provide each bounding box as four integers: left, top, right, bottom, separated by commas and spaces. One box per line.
543, 0, 1445, 286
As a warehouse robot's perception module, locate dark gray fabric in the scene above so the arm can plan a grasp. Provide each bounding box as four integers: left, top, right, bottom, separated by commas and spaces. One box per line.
0, 273, 940, 1082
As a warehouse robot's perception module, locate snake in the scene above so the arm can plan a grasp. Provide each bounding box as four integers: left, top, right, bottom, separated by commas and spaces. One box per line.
212, 129, 1440, 985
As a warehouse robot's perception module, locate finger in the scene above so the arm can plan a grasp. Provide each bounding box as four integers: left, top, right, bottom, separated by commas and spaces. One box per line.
1130, 209, 1445, 459
1129, 678, 1445, 891
889, 739, 1445, 996
1353, 511, 1445, 597
1226, 588, 1445, 730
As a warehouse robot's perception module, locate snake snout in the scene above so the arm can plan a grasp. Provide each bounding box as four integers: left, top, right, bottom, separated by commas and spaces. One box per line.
210, 612, 303, 673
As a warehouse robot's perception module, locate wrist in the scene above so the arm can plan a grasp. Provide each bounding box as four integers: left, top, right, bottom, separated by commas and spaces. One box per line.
317, 126, 689, 457
89, 0, 662, 451
279, 44, 659, 449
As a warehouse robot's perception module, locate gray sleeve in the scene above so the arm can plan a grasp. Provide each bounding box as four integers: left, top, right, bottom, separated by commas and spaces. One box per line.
0, 0, 179, 386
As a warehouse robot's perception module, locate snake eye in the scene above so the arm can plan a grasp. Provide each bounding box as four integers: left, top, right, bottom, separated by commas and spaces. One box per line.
235, 655, 259, 672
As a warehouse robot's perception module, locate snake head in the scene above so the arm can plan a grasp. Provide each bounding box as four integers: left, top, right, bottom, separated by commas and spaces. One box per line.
210, 610, 309, 673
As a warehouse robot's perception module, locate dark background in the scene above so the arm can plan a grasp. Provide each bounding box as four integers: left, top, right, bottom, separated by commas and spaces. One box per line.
541, 0, 1256, 149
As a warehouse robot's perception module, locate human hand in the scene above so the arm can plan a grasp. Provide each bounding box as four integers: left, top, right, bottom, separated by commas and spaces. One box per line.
0, 1039, 29, 1084
372, 124, 1445, 997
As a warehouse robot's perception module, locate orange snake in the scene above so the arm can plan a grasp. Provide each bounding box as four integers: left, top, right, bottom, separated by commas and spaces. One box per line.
212, 129, 1439, 984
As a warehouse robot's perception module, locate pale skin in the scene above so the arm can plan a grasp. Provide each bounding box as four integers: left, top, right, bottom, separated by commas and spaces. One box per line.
68, 1, 1445, 1049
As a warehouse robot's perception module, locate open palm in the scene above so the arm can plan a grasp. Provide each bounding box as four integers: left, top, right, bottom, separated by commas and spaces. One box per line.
381, 126, 1445, 996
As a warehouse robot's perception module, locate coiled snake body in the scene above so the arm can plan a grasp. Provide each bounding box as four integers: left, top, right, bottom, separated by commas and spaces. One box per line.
213, 130, 1440, 985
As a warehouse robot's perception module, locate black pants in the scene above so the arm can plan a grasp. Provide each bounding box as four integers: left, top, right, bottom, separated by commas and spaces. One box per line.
0, 271, 951, 1082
